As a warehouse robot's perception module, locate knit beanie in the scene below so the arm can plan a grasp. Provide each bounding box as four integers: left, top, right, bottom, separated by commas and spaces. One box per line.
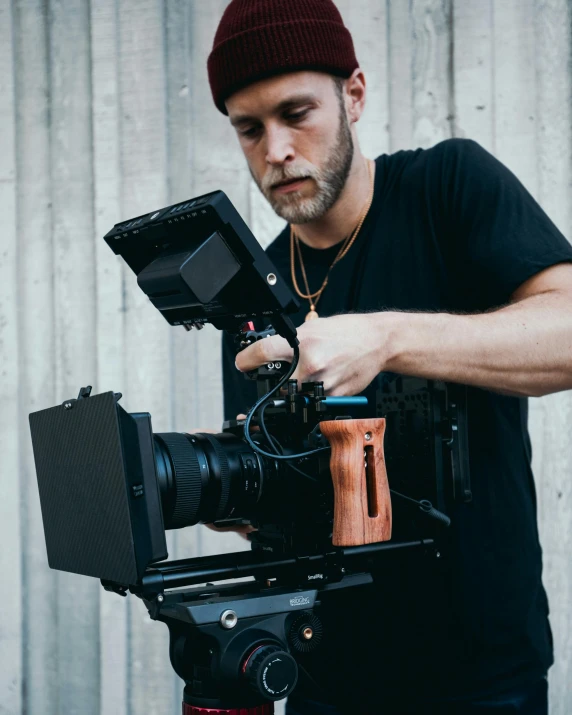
208, 0, 359, 114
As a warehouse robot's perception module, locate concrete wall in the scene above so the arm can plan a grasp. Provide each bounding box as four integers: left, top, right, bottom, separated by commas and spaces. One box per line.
0, 1, 570, 713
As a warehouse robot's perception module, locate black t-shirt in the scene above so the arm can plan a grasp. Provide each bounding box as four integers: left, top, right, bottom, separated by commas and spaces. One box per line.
221, 139, 572, 708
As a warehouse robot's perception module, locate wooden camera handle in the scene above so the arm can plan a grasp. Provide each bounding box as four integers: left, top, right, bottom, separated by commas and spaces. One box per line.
320, 418, 392, 547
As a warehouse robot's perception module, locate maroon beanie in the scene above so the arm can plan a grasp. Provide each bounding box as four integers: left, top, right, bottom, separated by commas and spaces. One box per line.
208, 0, 359, 114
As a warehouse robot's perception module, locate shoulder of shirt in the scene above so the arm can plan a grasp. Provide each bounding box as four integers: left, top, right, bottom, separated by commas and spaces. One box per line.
374, 138, 493, 193
380, 137, 488, 173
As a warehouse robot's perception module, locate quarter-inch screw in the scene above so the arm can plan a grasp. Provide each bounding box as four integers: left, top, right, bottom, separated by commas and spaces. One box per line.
364, 432, 372, 441
157, 594, 164, 603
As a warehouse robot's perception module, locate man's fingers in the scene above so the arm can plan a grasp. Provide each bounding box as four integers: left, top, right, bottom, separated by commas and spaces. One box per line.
204, 523, 257, 538
235, 335, 292, 372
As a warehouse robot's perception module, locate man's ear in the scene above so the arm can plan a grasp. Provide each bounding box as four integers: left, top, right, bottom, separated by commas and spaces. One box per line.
345, 68, 367, 124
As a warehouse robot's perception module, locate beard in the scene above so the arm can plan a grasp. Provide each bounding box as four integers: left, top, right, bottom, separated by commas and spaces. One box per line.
251, 104, 355, 224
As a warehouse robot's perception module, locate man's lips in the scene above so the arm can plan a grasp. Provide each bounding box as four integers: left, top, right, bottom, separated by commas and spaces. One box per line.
272, 177, 310, 194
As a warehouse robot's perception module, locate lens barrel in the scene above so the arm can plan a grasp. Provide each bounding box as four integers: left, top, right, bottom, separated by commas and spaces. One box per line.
154, 432, 264, 529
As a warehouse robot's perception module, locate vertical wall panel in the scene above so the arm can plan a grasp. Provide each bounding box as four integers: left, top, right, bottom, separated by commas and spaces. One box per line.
452, 0, 494, 151
533, 1, 572, 711
411, 0, 454, 147
388, 0, 415, 150
492, 0, 538, 195
339, 0, 391, 157
90, 0, 129, 711
14, 1, 59, 712
0, 1, 22, 712
49, 0, 100, 710
388, 0, 454, 151
116, 0, 176, 711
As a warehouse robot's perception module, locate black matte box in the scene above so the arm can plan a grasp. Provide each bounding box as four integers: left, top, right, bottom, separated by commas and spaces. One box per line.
29, 392, 167, 586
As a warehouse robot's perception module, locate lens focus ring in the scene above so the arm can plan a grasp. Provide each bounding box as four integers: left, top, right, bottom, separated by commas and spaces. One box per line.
156, 433, 202, 528
195, 433, 231, 520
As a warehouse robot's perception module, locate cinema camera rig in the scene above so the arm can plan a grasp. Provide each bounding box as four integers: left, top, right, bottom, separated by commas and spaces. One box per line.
29, 191, 471, 715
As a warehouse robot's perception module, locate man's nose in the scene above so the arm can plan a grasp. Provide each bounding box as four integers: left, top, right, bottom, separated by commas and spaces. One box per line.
265, 125, 295, 166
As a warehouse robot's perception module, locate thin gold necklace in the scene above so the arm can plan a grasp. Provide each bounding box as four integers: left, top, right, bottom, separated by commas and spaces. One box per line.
290, 159, 375, 321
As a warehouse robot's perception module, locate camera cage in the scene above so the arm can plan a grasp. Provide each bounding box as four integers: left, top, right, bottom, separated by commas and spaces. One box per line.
29, 191, 472, 712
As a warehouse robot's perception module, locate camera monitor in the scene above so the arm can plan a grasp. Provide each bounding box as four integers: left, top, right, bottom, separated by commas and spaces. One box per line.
104, 189, 299, 334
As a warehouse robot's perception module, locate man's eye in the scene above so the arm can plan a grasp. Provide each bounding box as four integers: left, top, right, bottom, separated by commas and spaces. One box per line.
285, 109, 309, 122
240, 126, 261, 138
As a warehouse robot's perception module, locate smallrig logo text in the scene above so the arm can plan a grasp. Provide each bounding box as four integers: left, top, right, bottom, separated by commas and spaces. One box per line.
289, 596, 311, 607
307, 573, 324, 580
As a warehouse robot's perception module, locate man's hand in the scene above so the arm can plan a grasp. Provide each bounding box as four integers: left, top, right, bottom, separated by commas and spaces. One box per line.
204, 522, 257, 537
235, 313, 395, 396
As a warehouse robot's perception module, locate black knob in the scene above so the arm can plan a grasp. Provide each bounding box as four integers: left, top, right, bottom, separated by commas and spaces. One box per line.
243, 644, 298, 701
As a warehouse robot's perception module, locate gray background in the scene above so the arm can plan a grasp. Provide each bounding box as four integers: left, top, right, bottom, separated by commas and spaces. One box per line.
0, 0, 571, 713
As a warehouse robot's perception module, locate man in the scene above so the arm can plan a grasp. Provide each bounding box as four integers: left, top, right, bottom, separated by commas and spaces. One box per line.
206, 1, 572, 712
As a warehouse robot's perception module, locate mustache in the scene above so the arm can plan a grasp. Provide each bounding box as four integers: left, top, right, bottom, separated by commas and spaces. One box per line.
261, 165, 318, 193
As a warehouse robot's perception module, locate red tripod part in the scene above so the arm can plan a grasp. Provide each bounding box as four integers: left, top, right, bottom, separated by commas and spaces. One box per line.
183, 705, 274, 715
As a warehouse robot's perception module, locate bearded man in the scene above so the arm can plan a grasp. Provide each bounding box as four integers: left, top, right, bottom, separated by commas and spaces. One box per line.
205, 1, 572, 713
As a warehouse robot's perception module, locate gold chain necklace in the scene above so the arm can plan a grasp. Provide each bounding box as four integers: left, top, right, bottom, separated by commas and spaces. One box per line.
290, 158, 375, 322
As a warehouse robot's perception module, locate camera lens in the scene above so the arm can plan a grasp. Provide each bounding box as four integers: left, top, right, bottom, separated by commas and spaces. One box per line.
154, 432, 265, 529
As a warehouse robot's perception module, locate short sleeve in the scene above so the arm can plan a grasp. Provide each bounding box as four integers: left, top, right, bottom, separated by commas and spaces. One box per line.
438, 139, 572, 305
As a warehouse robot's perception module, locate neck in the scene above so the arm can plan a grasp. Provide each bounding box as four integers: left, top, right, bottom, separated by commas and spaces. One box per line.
291, 149, 374, 250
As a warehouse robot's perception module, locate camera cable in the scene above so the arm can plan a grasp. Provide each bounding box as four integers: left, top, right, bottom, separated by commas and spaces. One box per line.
258, 401, 319, 483
243, 344, 332, 462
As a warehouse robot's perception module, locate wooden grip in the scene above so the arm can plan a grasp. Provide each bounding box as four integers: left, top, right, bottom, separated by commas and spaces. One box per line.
320, 418, 392, 547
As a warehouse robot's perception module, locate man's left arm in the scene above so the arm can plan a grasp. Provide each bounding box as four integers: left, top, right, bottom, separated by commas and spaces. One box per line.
381, 261, 572, 398
235, 262, 572, 398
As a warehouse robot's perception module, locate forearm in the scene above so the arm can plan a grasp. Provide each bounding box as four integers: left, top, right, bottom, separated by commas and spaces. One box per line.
381, 291, 572, 397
